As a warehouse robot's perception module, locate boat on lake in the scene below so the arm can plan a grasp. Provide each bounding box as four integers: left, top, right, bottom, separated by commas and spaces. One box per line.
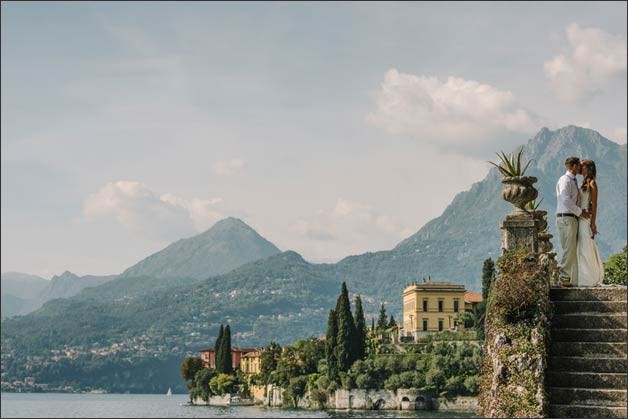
167, 388, 172, 396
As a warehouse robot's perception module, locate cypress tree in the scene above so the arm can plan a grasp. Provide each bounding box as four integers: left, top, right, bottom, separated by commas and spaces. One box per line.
214, 325, 224, 373
221, 324, 233, 374
325, 309, 339, 381
476, 258, 495, 340
334, 282, 356, 371
353, 296, 366, 361
371, 318, 375, 332
377, 303, 388, 331
388, 315, 396, 328
482, 258, 495, 300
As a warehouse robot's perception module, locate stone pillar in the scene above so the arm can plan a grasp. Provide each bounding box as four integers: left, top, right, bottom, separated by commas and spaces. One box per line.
500, 211, 540, 254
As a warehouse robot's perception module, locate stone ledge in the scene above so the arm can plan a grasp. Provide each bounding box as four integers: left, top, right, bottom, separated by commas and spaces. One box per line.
548, 404, 628, 419
550, 341, 628, 358
550, 328, 627, 342
546, 371, 627, 389
548, 387, 627, 407
548, 356, 627, 373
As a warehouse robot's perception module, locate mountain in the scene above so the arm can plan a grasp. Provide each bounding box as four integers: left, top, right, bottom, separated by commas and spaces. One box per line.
121, 217, 281, 280
337, 126, 627, 300
0, 271, 116, 318
1, 126, 626, 393
1, 251, 342, 393
1, 272, 48, 300
45, 271, 117, 301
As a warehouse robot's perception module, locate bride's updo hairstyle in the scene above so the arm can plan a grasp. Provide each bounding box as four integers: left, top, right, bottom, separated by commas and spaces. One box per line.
581, 159, 597, 192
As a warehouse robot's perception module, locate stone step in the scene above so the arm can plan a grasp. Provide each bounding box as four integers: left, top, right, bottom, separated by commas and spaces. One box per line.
548, 404, 628, 419
553, 300, 627, 315
552, 313, 628, 329
548, 356, 627, 373
550, 287, 627, 302
550, 341, 628, 358
547, 371, 627, 389
550, 328, 627, 342
548, 387, 627, 407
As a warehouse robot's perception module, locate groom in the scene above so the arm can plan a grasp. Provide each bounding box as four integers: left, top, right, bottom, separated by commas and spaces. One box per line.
555, 157, 590, 287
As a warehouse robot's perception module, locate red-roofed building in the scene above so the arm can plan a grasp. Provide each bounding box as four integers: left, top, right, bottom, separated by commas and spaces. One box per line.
198, 346, 261, 372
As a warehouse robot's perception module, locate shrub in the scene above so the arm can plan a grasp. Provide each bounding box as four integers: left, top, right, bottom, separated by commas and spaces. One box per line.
491, 251, 548, 322
604, 246, 627, 285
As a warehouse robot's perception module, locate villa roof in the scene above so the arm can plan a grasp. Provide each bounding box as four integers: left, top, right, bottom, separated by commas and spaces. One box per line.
242, 351, 262, 358
464, 291, 483, 303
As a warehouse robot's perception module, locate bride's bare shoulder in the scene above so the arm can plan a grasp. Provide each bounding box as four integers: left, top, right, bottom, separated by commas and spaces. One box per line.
589, 179, 598, 190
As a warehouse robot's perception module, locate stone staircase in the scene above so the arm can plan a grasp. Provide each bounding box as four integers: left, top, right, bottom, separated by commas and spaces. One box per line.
547, 287, 628, 419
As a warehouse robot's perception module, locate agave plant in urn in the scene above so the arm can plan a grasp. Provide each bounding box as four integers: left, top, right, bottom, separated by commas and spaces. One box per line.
489, 145, 538, 212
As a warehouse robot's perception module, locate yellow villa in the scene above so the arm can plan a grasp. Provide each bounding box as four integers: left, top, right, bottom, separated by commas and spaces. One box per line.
240, 350, 262, 376
402, 276, 482, 339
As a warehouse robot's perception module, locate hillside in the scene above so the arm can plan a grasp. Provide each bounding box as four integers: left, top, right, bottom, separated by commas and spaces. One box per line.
121, 217, 281, 280
1, 125, 626, 393
0, 271, 114, 318
337, 126, 627, 301
1, 251, 342, 393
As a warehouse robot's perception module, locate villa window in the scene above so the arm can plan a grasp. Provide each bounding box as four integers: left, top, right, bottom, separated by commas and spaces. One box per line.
454, 299, 459, 312
438, 300, 443, 312
438, 319, 443, 331
422, 319, 428, 331
422, 299, 428, 312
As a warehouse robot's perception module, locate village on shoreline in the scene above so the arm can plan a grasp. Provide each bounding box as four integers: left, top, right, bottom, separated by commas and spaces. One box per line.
180, 277, 486, 412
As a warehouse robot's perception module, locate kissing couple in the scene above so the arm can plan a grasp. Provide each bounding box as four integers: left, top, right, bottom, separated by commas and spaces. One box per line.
556, 157, 605, 287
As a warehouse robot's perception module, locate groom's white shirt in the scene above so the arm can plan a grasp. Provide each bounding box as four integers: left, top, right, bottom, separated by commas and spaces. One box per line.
556, 171, 582, 216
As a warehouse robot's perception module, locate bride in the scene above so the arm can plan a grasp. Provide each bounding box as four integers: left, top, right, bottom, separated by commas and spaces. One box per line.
577, 159, 605, 286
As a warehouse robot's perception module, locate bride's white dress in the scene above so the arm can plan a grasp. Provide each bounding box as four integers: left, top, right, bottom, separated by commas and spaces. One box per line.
577, 189, 605, 286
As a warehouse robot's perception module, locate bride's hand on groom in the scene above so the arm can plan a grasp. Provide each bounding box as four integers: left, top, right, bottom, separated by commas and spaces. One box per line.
591, 223, 599, 237
580, 209, 591, 219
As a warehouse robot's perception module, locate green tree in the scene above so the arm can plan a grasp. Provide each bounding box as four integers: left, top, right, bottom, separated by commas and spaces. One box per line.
325, 309, 339, 381
209, 373, 236, 395
214, 325, 224, 372
259, 341, 282, 384
377, 303, 388, 331
388, 315, 396, 328
475, 258, 495, 340
335, 282, 356, 371
604, 246, 627, 285
353, 296, 367, 361
481, 258, 495, 300
180, 356, 203, 382
371, 318, 375, 332
220, 325, 233, 375
193, 367, 217, 401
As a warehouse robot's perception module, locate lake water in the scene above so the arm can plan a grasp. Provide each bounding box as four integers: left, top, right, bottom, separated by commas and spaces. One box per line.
0, 393, 477, 418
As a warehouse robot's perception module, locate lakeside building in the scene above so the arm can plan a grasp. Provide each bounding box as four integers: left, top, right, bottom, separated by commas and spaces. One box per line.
401, 276, 482, 340
240, 350, 262, 375
198, 347, 261, 375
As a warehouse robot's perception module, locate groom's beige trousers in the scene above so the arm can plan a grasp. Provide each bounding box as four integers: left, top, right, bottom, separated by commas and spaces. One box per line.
557, 216, 579, 284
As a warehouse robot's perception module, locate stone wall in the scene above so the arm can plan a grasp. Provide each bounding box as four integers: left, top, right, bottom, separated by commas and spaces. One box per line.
191, 394, 231, 406
433, 396, 478, 411
331, 389, 433, 410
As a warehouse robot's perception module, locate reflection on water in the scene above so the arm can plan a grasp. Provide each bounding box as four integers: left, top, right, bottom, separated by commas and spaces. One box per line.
0, 393, 477, 418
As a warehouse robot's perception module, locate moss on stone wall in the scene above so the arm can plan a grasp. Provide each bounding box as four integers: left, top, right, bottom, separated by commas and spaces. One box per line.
478, 250, 553, 418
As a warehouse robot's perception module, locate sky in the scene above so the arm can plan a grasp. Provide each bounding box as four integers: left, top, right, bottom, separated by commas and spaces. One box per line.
1, 1, 626, 278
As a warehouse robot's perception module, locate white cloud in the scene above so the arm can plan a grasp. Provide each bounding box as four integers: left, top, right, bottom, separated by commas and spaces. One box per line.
366, 69, 542, 154
544, 23, 627, 103
84, 181, 223, 241
292, 198, 406, 261
213, 158, 245, 176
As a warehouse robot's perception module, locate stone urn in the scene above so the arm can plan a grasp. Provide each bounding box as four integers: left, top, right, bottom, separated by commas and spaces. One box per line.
538, 233, 554, 253
501, 176, 538, 212
532, 210, 548, 232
